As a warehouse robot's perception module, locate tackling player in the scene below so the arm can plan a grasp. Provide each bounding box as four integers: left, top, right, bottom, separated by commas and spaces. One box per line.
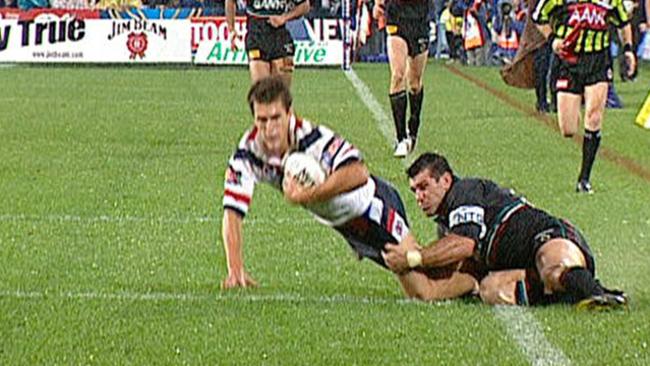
221, 77, 479, 301
383, 152, 628, 309
225, 0, 310, 86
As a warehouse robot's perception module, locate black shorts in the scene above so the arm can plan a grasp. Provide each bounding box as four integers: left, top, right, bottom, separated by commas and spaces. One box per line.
489, 207, 596, 305
334, 176, 409, 268
488, 207, 595, 272
555, 50, 613, 94
385, 2, 430, 57
245, 17, 295, 62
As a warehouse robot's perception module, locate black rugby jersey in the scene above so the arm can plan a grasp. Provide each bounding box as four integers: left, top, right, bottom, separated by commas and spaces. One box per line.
433, 177, 532, 267
246, 0, 308, 17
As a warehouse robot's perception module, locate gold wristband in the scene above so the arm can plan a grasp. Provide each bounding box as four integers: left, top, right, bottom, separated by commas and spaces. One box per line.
406, 250, 422, 268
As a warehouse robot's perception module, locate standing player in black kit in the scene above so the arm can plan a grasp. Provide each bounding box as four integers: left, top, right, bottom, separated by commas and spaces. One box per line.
373, 0, 430, 158
226, 0, 310, 86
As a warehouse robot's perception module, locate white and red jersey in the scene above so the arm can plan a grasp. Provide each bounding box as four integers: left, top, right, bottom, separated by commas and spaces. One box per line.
223, 115, 376, 226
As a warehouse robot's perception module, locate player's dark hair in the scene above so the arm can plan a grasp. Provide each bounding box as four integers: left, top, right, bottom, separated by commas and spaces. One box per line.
407, 152, 453, 180
247, 76, 292, 116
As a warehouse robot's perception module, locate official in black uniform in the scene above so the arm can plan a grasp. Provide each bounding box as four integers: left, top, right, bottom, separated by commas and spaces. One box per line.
373, 0, 430, 158
383, 152, 627, 309
531, 0, 636, 193
225, 0, 310, 86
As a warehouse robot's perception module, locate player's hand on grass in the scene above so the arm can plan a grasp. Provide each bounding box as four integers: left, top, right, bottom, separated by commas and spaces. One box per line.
283, 175, 317, 205
222, 269, 258, 289
382, 243, 410, 273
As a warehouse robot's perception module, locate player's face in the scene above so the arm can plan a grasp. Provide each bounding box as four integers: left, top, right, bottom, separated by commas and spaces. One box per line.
253, 99, 290, 157
409, 169, 452, 217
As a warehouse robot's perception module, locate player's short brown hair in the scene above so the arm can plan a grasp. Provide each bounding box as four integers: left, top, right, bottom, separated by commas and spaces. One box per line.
247, 76, 292, 116
407, 152, 454, 180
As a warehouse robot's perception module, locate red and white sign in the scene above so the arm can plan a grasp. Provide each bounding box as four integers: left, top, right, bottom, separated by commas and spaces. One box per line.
0, 18, 190, 63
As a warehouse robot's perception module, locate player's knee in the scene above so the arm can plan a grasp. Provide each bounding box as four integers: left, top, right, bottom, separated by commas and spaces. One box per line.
479, 279, 499, 304
391, 71, 406, 87
478, 277, 512, 305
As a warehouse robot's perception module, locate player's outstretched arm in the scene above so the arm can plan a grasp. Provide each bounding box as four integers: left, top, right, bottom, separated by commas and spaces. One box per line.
221, 208, 258, 289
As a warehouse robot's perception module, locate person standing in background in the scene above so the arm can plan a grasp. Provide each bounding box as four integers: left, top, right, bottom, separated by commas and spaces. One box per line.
373, 0, 430, 158
225, 0, 310, 87
532, 0, 636, 193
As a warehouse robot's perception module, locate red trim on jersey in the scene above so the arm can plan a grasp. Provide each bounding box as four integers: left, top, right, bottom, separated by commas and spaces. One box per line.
224, 189, 251, 205
386, 209, 395, 231
247, 127, 258, 142
339, 144, 356, 157
294, 115, 303, 129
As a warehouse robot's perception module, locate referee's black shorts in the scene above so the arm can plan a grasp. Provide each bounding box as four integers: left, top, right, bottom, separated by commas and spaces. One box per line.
555, 50, 613, 94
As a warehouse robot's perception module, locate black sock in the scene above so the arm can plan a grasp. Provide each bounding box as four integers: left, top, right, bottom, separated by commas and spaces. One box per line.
560, 267, 604, 302
408, 88, 424, 139
390, 91, 407, 141
578, 129, 601, 182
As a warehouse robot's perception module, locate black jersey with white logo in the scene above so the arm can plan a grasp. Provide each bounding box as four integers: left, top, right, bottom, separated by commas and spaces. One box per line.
246, 0, 307, 17
434, 177, 533, 268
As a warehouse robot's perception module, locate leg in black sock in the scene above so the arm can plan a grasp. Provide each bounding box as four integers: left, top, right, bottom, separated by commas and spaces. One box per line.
559, 267, 603, 303
578, 129, 601, 183
408, 88, 424, 141
390, 91, 408, 142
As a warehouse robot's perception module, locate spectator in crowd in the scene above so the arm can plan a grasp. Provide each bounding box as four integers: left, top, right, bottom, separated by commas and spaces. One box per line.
454, 0, 491, 66
441, 1, 465, 63
96, 0, 141, 10
433, 0, 450, 58
18, 0, 48, 10
492, 0, 524, 65
1, 0, 18, 7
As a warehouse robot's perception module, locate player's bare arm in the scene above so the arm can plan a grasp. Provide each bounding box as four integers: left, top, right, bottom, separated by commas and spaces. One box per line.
383, 234, 475, 273
221, 208, 258, 289
283, 160, 369, 204
268, 1, 311, 28
225, 0, 239, 50
619, 24, 636, 76
372, 0, 385, 19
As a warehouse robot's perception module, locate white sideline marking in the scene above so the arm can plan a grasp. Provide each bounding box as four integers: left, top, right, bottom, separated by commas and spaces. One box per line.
344, 68, 571, 366
0, 289, 437, 307
0, 213, 311, 225
494, 306, 571, 366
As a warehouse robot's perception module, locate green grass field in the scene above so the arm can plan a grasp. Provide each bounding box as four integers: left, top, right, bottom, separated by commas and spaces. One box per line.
1, 62, 650, 364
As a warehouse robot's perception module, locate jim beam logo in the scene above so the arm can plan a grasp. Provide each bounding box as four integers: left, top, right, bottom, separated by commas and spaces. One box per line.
127, 32, 147, 59
108, 20, 167, 60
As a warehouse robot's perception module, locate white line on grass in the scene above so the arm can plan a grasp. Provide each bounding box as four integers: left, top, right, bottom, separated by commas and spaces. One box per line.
0, 289, 441, 307
0, 213, 311, 225
495, 306, 571, 366
344, 68, 570, 366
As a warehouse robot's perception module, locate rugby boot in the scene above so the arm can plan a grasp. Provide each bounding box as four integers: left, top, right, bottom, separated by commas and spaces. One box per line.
575, 180, 593, 194
576, 292, 629, 311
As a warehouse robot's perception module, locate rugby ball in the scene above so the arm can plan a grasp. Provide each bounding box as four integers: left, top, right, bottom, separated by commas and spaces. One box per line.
282, 152, 326, 187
